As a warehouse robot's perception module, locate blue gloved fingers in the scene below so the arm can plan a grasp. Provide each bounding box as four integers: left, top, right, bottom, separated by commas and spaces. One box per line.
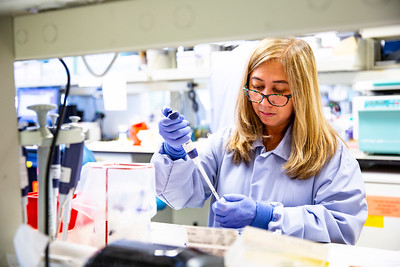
163, 132, 191, 149
159, 115, 187, 128
211, 200, 219, 216
159, 121, 188, 137
214, 214, 226, 224
220, 220, 239, 228
158, 116, 192, 149
217, 217, 232, 226
167, 124, 191, 137
212, 194, 256, 229
222, 193, 246, 202
219, 203, 240, 222
162, 106, 173, 117
213, 199, 240, 225
212, 198, 231, 215
162, 106, 180, 119
213, 200, 245, 228
159, 106, 192, 157
214, 206, 237, 220
158, 118, 190, 139
214, 205, 235, 226
212, 199, 229, 225
161, 126, 191, 142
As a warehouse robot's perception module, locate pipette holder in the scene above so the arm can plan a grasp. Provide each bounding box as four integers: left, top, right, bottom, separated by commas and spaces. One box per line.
19, 104, 85, 235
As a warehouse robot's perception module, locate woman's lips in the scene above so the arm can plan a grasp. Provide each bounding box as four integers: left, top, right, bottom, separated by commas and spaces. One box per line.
260, 111, 275, 117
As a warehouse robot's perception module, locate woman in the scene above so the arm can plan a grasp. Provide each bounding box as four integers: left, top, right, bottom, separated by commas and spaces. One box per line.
151, 37, 368, 245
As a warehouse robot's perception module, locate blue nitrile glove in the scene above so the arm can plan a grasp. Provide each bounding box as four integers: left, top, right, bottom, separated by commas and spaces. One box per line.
159, 107, 192, 160
212, 193, 274, 229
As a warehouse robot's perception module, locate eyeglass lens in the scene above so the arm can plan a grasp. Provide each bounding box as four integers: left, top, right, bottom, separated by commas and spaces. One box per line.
247, 90, 288, 106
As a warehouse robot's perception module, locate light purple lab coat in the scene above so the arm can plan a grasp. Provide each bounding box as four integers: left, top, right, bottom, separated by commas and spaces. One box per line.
151, 125, 368, 244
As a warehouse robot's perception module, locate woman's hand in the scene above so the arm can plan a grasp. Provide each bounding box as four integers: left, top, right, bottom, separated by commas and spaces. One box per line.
159, 107, 191, 149
212, 193, 256, 228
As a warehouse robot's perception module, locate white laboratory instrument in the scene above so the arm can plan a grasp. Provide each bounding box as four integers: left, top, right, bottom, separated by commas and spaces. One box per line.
353, 94, 400, 154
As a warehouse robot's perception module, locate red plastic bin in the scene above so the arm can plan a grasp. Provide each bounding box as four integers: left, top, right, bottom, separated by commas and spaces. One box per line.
26, 192, 78, 232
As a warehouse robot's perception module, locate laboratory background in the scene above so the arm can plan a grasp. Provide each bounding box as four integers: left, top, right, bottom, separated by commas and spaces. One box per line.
1, 0, 400, 266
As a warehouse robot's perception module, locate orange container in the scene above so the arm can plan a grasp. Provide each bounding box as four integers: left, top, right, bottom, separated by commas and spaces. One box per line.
129, 122, 148, 145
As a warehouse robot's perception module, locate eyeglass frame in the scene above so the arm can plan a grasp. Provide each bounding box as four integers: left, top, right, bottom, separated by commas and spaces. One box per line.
243, 85, 293, 107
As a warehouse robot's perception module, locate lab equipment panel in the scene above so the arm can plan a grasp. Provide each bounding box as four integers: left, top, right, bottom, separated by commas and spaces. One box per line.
356, 96, 400, 155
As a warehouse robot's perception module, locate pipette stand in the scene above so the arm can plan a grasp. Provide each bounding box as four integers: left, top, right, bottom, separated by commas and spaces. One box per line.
19, 104, 85, 238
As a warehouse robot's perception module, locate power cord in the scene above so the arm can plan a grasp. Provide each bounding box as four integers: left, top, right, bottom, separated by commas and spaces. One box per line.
187, 82, 198, 112
81, 53, 119, 77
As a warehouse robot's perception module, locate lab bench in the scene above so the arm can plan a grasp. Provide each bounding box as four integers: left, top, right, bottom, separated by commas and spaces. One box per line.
31, 222, 400, 267
85, 140, 155, 163
86, 141, 400, 246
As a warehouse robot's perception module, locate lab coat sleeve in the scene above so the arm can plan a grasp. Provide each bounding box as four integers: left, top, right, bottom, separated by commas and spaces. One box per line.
268, 143, 368, 245
150, 129, 227, 210
151, 154, 204, 209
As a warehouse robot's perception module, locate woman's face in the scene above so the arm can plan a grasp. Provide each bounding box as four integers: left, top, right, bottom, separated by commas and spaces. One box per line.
248, 60, 294, 133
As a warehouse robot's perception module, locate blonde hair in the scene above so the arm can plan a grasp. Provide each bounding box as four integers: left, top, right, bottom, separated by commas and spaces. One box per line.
227, 37, 339, 180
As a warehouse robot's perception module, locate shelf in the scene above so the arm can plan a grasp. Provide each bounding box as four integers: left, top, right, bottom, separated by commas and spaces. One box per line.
15, 67, 211, 89
360, 24, 400, 39
85, 140, 155, 154
351, 148, 400, 169
14, 61, 400, 90
352, 149, 400, 162
15, 75, 80, 88
150, 68, 211, 81
318, 68, 400, 86
353, 81, 400, 91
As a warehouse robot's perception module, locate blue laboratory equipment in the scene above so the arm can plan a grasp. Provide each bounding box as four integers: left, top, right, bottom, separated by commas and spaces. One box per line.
163, 108, 220, 200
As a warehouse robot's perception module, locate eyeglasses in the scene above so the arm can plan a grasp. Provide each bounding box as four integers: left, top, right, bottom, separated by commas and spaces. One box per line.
243, 87, 292, 107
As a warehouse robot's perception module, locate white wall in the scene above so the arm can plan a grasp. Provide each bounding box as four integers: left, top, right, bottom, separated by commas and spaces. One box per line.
13, 0, 400, 60
0, 16, 23, 265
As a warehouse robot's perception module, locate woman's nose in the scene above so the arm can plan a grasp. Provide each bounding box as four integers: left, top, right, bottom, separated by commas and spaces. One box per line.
260, 94, 273, 107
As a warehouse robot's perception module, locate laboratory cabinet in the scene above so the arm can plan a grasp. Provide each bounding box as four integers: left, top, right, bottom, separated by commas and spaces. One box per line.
356, 163, 400, 251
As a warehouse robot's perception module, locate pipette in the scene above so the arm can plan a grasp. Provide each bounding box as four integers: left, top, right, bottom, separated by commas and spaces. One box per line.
57, 117, 85, 240
19, 147, 29, 224
49, 114, 61, 238
163, 108, 220, 200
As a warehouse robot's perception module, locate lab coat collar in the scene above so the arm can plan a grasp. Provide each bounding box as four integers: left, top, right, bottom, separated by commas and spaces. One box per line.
252, 124, 292, 161
273, 124, 292, 161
